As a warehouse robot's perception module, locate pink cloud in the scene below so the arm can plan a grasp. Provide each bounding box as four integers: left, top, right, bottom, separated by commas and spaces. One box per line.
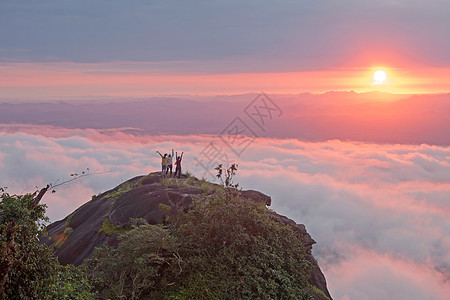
326, 245, 450, 300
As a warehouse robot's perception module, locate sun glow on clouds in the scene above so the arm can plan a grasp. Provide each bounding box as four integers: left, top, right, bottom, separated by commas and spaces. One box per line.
0, 63, 449, 100
1, 125, 449, 299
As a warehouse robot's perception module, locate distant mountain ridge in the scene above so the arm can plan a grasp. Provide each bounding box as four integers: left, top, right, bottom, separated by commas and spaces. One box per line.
41, 172, 332, 300
2, 92, 449, 145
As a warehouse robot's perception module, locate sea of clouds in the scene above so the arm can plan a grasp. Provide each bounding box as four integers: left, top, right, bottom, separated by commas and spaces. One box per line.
1, 124, 449, 299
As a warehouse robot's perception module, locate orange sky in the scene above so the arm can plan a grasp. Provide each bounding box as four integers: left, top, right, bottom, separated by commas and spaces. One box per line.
0, 62, 449, 100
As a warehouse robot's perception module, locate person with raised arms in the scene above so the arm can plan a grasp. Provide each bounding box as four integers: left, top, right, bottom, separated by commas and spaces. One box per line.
166, 149, 174, 177
174, 151, 184, 178
156, 151, 168, 177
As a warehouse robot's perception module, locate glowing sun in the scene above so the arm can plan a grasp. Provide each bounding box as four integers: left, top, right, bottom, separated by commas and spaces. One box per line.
373, 70, 387, 84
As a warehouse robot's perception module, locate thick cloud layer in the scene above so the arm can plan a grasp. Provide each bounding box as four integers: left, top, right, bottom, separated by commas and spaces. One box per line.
1, 125, 449, 299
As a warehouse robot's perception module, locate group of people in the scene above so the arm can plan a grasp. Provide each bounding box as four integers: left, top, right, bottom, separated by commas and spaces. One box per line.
156, 149, 184, 178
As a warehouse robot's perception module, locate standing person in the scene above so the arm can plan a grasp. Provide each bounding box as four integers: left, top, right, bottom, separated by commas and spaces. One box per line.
174, 151, 184, 178
156, 151, 168, 176
166, 149, 174, 177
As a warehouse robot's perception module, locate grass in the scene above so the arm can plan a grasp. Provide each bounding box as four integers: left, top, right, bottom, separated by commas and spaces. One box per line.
310, 285, 331, 300
63, 212, 74, 228
183, 175, 197, 186
51, 212, 76, 248
196, 178, 216, 193
98, 218, 130, 236
53, 227, 73, 249
161, 177, 178, 187
90, 193, 100, 201
104, 179, 142, 200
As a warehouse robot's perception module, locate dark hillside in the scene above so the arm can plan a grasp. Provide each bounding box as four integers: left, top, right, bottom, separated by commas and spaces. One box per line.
41, 172, 332, 300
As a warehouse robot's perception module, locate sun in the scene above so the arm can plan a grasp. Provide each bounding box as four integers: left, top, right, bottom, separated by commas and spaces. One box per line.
373, 70, 387, 84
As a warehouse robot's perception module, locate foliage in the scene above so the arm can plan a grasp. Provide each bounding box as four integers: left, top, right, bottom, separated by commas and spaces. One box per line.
104, 178, 142, 200
161, 177, 177, 187
215, 163, 239, 189
98, 218, 129, 236
93, 198, 314, 299
0, 192, 55, 299
0, 192, 94, 299
90, 224, 181, 300
53, 226, 73, 249
45, 265, 95, 300
215, 163, 240, 201
52, 213, 75, 249
311, 284, 331, 300
195, 178, 212, 193
183, 175, 197, 186
169, 196, 314, 299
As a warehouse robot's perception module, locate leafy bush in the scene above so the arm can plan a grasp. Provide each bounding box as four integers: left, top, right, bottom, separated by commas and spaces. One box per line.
0, 193, 55, 299
1, 192, 94, 299
91, 224, 181, 300
98, 218, 129, 236
92, 197, 314, 299
46, 265, 95, 300
169, 197, 314, 299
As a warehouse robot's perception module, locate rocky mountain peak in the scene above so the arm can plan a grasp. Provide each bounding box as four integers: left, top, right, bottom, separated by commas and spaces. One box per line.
41, 172, 332, 300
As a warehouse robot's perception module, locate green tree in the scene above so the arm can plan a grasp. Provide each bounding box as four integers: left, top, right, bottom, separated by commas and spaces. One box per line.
46, 265, 95, 300
0, 189, 54, 299
170, 196, 314, 299
90, 224, 181, 300
0, 190, 95, 299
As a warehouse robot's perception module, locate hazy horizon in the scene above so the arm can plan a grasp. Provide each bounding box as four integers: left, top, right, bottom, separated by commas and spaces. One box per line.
2, 91, 449, 146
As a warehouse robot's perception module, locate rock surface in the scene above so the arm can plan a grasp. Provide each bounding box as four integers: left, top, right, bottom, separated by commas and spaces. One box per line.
41, 172, 332, 300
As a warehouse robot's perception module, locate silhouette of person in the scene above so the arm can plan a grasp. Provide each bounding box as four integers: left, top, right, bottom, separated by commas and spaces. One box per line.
166, 149, 174, 177
174, 151, 184, 178
156, 151, 168, 176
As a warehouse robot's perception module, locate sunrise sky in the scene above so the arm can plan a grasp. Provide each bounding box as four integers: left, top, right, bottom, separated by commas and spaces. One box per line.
1, 1, 450, 299
1, 0, 449, 99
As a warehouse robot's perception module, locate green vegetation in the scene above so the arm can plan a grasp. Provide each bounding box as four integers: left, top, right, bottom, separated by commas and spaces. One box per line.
104, 178, 142, 200
0, 192, 94, 299
54, 227, 74, 249
91, 225, 180, 299
195, 177, 212, 193
64, 212, 75, 228
1, 167, 324, 299
311, 284, 332, 300
91, 188, 314, 299
45, 265, 95, 300
158, 170, 217, 194
183, 174, 197, 186
90, 193, 100, 201
185, 170, 193, 178
52, 213, 76, 249
168, 196, 314, 299
98, 218, 130, 236
161, 176, 178, 187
